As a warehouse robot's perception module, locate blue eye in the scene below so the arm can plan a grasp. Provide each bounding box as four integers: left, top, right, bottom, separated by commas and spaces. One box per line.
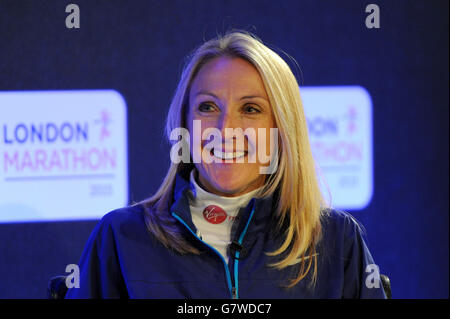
198, 102, 216, 112
244, 105, 261, 113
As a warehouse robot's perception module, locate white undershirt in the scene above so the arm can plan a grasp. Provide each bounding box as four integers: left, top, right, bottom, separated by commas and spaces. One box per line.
188, 170, 261, 264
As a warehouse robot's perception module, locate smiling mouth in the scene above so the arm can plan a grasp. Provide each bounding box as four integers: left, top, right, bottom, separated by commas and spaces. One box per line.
210, 148, 248, 160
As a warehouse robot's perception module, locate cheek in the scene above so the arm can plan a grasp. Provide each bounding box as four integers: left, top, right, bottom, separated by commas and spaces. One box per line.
253, 124, 276, 150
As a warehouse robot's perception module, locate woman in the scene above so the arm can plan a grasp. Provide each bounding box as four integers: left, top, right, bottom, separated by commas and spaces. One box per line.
65, 31, 386, 299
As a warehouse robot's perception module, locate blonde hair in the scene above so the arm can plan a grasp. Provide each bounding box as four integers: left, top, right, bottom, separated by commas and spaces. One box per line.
139, 30, 328, 287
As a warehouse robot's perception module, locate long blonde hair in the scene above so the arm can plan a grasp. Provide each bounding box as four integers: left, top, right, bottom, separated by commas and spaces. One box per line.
139, 30, 327, 287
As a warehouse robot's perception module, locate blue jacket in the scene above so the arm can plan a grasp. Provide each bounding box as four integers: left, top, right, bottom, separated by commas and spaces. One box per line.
65, 173, 386, 299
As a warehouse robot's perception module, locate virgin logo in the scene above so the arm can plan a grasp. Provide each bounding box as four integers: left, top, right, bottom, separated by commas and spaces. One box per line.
202, 205, 227, 224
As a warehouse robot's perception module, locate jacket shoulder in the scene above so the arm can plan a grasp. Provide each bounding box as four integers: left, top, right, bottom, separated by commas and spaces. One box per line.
321, 208, 364, 235
87, 204, 150, 246
100, 204, 146, 226
318, 208, 368, 255
319, 209, 386, 299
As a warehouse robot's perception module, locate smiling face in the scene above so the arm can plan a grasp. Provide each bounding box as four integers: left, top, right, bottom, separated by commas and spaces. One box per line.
187, 56, 277, 197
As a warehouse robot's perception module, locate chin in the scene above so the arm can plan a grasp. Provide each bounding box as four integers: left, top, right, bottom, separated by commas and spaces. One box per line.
201, 166, 263, 196
206, 174, 243, 194
213, 182, 246, 196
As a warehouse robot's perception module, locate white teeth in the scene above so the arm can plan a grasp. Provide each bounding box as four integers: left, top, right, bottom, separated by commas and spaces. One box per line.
213, 149, 246, 160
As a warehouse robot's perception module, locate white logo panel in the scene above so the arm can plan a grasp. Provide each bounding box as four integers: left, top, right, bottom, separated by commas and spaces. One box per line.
301, 86, 373, 210
0, 90, 128, 222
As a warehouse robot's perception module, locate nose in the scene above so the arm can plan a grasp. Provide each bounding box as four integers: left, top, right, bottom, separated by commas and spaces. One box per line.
211, 106, 239, 151
216, 108, 246, 151
217, 109, 238, 137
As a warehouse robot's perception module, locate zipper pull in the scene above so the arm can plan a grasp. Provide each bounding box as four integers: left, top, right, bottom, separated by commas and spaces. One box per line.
232, 287, 237, 299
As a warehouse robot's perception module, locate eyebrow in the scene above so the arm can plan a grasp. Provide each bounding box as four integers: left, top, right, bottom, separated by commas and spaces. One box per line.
195, 90, 268, 102
195, 91, 219, 99
240, 95, 268, 102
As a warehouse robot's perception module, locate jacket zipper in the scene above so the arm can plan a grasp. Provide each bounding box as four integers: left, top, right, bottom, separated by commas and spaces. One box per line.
232, 205, 256, 299
172, 205, 255, 299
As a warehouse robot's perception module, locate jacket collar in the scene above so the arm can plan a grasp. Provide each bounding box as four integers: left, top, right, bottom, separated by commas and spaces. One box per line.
170, 173, 195, 229
170, 171, 278, 244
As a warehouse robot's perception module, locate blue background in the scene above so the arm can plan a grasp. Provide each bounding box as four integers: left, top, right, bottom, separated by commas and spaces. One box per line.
0, 0, 448, 298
